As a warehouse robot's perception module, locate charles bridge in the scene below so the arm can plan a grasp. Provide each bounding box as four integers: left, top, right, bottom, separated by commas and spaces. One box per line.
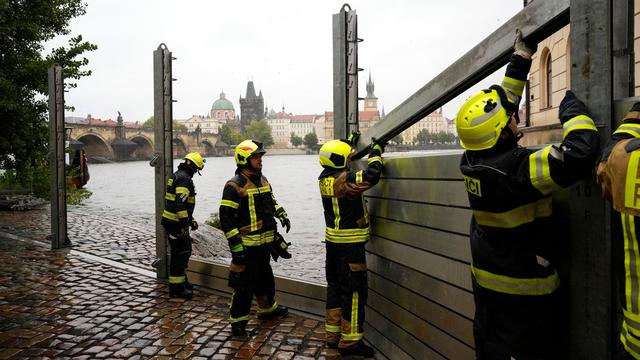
66, 122, 225, 162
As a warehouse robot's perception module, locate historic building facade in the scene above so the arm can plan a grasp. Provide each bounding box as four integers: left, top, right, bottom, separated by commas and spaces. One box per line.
239, 81, 265, 129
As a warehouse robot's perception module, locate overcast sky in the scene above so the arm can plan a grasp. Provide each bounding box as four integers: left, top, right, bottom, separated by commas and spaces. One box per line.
51, 0, 524, 123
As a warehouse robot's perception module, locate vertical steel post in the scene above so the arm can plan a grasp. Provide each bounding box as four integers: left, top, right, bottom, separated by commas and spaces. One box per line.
333, 4, 361, 140
153, 44, 174, 280
332, 6, 347, 140
613, 0, 634, 100
346, 9, 361, 136
48, 65, 69, 250
568, 0, 613, 357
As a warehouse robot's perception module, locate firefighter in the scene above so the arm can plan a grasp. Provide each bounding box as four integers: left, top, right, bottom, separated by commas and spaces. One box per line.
318, 132, 383, 358
456, 30, 600, 359
161, 152, 205, 299
219, 139, 290, 337
596, 103, 640, 359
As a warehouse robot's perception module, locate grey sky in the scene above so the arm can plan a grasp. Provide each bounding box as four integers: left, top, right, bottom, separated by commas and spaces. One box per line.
52, 0, 523, 123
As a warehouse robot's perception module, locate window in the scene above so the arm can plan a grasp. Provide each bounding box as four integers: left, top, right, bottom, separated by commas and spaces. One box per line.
541, 48, 553, 109
546, 53, 553, 108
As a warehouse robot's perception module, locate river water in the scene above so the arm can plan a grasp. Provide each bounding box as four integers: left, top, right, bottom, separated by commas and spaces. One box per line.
84, 154, 326, 246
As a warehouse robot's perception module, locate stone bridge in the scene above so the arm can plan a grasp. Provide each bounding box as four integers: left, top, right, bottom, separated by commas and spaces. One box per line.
67, 124, 226, 162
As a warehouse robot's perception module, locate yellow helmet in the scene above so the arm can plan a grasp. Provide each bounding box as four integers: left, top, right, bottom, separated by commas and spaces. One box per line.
183, 152, 205, 170
456, 85, 516, 151
235, 139, 266, 165
319, 140, 352, 169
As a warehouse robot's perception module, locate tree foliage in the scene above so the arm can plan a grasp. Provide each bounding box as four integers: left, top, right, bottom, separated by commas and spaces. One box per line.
220, 124, 243, 146
0, 0, 97, 195
390, 133, 403, 145
303, 131, 318, 150
414, 130, 458, 145
244, 120, 274, 147
141, 116, 186, 132
290, 132, 303, 147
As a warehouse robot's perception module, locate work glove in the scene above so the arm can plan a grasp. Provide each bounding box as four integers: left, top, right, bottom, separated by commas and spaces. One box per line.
178, 227, 190, 241
347, 130, 361, 146
269, 233, 292, 262
190, 219, 199, 231
559, 90, 589, 124
513, 29, 536, 59
276, 209, 291, 233
369, 140, 384, 158
231, 248, 246, 265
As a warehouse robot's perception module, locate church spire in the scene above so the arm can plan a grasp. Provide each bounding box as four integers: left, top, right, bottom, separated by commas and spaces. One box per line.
366, 71, 376, 99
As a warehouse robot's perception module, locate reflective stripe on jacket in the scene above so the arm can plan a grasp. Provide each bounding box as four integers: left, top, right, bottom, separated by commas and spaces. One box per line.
219, 169, 282, 248
598, 119, 640, 357
161, 164, 195, 229
319, 157, 382, 244
460, 53, 600, 296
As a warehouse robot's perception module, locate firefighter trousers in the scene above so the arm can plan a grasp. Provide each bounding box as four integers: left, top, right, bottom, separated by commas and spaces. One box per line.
228, 246, 277, 323
325, 242, 368, 348
472, 278, 563, 360
168, 231, 192, 284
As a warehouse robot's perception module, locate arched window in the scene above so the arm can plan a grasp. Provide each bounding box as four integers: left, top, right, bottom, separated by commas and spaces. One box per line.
566, 34, 571, 89
540, 48, 553, 109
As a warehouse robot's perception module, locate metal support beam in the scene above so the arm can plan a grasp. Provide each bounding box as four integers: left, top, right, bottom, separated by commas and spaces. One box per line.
613, 0, 634, 100
48, 65, 69, 250
333, 4, 361, 140
352, 0, 570, 159
568, 0, 613, 357
152, 44, 174, 280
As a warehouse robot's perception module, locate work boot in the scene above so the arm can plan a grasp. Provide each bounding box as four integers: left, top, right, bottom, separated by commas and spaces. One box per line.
326, 341, 339, 349
169, 283, 193, 299
231, 320, 248, 337
258, 305, 289, 320
339, 341, 375, 358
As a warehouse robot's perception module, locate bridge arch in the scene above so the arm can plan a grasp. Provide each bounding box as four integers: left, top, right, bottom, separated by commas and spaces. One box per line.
76, 133, 113, 161
201, 140, 215, 156
173, 138, 188, 158
130, 135, 154, 160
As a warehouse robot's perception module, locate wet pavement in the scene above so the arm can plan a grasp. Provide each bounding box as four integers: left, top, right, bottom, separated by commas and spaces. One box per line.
0, 206, 325, 283
0, 206, 343, 359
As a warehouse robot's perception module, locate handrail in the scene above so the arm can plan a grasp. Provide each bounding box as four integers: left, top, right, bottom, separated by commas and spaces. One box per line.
352, 0, 570, 159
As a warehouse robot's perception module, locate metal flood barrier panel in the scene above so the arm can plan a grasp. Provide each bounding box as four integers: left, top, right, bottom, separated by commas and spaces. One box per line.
362, 151, 474, 360
185, 258, 327, 319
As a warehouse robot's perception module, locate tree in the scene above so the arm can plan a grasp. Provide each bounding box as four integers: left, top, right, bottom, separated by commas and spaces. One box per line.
142, 116, 186, 132
414, 129, 432, 145
220, 124, 242, 145
390, 133, 403, 145
244, 120, 274, 147
290, 132, 303, 148
303, 131, 319, 150
0, 1, 97, 195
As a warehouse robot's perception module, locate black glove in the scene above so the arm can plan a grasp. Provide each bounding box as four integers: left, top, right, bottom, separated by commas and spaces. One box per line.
231, 251, 246, 265
559, 90, 589, 124
190, 219, 199, 231
347, 131, 361, 146
276, 210, 291, 233
178, 227, 190, 241
369, 140, 384, 157
269, 233, 292, 262
228, 270, 243, 288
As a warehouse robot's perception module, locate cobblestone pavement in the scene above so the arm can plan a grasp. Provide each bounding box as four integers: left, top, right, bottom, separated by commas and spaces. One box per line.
0, 235, 341, 359
0, 206, 325, 283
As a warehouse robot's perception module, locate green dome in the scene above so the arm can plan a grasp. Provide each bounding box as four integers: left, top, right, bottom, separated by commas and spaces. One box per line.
211, 92, 235, 111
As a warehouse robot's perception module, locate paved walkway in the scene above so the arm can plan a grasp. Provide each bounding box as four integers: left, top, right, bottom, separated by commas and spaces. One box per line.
0, 207, 343, 359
